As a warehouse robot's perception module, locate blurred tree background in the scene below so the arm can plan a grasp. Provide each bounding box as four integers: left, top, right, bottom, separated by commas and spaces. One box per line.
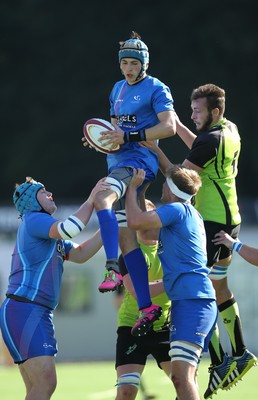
1, 1, 257, 213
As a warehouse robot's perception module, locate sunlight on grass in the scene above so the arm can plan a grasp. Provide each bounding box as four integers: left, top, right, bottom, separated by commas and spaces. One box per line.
0, 358, 257, 400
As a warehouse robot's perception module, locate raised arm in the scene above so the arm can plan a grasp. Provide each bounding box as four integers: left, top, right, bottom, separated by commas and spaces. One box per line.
49, 178, 110, 239
140, 140, 173, 176
126, 168, 162, 231
68, 229, 103, 264
175, 113, 197, 149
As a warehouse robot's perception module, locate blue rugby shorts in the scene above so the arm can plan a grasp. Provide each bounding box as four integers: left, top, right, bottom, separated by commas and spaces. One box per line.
170, 298, 217, 352
0, 298, 57, 364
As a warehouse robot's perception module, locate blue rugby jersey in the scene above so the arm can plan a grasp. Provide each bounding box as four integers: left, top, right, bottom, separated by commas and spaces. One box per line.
107, 75, 174, 182
155, 202, 216, 301
6, 212, 73, 310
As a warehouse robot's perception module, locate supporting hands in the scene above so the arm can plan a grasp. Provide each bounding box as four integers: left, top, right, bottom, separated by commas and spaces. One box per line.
212, 230, 234, 249
88, 178, 110, 205
126, 168, 161, 232
129, 168, 146, 189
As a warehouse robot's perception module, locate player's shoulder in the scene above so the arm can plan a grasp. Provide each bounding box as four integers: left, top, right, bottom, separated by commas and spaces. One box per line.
25, 211, 56, 231
115, 78, 126, 85
201, 118, 239, 143
209, 118, 238, 135
158, 202, 184, 215
222, 118, 237, 128
25, 211, 53, 221
223, 119, 240, 136
144, 75, 169, 88
195, 129, 220, 146
111, 79, 126, 91
24, 211, 46, 222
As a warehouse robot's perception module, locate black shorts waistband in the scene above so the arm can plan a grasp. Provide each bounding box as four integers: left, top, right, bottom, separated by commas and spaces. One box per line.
6, 294, 52, 310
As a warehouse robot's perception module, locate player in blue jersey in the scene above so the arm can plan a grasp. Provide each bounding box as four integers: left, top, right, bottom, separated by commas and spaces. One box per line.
83, 31, 176, 336
0, 176, 110, 400
125, 166, 218, 400
114, 198, 171, 400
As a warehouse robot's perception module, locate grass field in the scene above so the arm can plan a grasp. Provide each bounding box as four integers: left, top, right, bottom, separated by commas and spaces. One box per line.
0, 358, 257, 399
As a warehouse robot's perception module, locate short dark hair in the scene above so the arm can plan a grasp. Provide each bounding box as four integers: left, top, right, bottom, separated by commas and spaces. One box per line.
191, 83, 225, 114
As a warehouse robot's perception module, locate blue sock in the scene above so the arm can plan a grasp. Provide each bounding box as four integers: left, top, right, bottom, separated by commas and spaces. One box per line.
124, 248, 152, 309
97, 209, 118, 260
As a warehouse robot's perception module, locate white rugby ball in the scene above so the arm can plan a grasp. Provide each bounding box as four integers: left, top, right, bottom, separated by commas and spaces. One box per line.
83, 118, 120, 154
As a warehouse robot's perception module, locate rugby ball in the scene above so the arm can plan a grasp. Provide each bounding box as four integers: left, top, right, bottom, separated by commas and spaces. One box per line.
83, 118, 120, 154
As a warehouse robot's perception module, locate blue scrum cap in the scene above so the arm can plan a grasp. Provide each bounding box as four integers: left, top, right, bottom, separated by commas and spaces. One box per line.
118, 32, 149, 66
13, 177, 44, 216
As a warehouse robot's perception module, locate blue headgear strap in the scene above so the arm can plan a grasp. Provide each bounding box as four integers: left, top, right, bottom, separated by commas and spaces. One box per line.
13, 178, 44, 216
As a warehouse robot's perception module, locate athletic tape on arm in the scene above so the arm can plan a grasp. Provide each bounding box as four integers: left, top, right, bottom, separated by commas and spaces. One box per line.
57, 215, 86, 239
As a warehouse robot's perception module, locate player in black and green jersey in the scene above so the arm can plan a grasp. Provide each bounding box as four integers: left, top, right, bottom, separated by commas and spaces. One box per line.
140, 83, 257, 398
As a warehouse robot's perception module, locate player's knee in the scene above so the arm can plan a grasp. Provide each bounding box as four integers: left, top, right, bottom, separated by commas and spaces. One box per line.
171, 372, 184, 392
32, 370, 57, 397
116, 372, 140, 387
116, 384, 137, 400
93, 187, 115, 209
116, 373, 140, 400
45, 377, 57, 397
105, 177, 127, 200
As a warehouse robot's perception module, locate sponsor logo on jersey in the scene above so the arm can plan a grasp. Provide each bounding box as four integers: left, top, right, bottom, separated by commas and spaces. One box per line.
57, 240, 66, 260
43, 343, 54, 348
116, 114, 137, 126
133, 95, 141, 102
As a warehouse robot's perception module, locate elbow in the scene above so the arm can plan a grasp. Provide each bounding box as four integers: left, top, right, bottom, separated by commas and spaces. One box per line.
164, 122, 177, 138
169, 121, 177, 137
170, 128, 177, 137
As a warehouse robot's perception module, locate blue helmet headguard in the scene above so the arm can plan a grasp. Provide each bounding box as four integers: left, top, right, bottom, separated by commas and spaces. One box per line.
118, 31, 149, 80
13, 176, 44, 216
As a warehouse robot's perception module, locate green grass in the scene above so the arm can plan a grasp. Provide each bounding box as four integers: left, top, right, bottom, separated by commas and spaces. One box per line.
0, 358, 257, 399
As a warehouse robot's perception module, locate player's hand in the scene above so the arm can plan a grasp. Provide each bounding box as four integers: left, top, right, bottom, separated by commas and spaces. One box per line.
212, 230, 234, 249
81, 136, 88, 147
82, 136, 98, 151
88, 178, 111, 204
129, 168, 146, 189
98, 124, 125, 149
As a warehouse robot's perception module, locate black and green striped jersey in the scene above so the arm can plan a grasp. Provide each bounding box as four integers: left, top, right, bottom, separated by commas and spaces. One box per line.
187, 118, 241, 225
117, 241, 171, 331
